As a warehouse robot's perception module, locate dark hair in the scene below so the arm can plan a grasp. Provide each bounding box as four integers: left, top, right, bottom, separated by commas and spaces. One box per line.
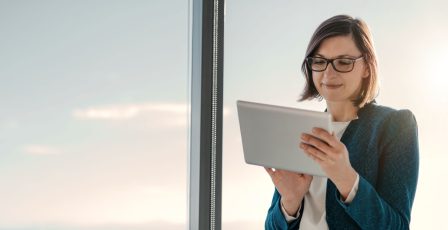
299, 15, 378, 107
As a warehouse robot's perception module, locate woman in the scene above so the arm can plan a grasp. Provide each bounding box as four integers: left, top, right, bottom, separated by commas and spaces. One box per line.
264, 15, 419, 229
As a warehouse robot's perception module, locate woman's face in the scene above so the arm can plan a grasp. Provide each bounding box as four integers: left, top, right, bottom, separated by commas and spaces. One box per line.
312, 35, 368, 104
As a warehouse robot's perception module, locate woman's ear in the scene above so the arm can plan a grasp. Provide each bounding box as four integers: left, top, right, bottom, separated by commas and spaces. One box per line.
362, 66, 369, 78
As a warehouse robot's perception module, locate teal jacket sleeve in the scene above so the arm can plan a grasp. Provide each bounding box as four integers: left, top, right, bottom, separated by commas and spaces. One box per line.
265, 188, 303, 229
335, 109, 419, 229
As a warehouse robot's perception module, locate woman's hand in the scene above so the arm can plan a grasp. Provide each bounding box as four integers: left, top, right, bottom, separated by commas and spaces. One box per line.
300, 127, 357, 200
265, 167, 312, 216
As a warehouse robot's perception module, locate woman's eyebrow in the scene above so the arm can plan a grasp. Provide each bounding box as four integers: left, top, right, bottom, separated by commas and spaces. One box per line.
315, 53, 357, 58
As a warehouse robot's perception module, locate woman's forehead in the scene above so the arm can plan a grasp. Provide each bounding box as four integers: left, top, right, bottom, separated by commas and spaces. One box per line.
315, 35, 361, 58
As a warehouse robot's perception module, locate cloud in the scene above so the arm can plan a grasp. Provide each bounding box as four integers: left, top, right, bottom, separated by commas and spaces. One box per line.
73, 103, 186, 120
23, 145, 61, 155
73, 102, 230, 121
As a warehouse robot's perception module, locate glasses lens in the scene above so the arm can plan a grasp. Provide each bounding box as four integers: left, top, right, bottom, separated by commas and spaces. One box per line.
309, 57, 327, 71
334, 58, 354, 72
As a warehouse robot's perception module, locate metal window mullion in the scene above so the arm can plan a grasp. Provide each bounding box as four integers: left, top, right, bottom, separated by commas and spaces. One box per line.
188, 0, 224, 229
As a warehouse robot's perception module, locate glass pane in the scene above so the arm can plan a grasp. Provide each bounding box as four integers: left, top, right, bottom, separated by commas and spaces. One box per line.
223, 1, 447, 229
0, 1, 188, 229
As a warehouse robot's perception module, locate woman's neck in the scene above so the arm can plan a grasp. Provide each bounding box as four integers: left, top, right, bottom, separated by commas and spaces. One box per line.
326, 101, 359, 122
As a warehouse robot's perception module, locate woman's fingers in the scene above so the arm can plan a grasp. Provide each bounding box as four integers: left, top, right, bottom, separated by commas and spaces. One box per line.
302, 174, 313, 185
311, 127, 339, 147
301, 129, 344, 160
303, 174, 313, 181
301, 143, 328, 162
301, 133, 332, 153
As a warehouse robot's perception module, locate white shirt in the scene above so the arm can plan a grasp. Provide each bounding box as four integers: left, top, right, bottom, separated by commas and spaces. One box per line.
281, 120, 360, 229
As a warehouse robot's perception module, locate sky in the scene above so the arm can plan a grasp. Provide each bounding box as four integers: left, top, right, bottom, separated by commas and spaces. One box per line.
0, 0, 447, 229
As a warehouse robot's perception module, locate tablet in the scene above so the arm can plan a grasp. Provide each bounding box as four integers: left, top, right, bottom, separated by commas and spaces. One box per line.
236, 100, 332, 177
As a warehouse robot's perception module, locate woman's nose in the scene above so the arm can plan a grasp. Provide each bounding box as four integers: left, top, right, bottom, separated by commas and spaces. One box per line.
323, 62, 338, 78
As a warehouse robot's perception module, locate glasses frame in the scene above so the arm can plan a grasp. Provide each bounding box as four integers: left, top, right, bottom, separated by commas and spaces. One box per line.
306, 56, 364, 73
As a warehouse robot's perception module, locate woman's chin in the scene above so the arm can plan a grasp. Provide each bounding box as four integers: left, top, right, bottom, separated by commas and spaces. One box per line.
322, 95, 349, 103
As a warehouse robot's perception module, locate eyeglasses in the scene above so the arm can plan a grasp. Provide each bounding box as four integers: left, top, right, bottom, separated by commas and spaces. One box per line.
306, 56, 364, 73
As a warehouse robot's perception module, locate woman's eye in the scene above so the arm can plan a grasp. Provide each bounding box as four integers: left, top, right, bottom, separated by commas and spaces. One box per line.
336, 59, 352, 65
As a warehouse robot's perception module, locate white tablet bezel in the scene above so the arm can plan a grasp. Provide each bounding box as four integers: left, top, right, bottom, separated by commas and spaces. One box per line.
237, 100, 332, 177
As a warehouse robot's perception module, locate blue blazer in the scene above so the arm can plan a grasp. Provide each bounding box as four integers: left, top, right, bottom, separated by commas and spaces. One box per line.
265, 101, 419, 230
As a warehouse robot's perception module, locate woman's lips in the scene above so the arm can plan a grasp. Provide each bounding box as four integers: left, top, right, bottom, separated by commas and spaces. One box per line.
322, 83, 342, 89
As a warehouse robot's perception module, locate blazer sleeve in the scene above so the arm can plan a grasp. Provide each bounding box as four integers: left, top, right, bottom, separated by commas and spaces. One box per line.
265, 188, 304, 230
335, 109, 419, 229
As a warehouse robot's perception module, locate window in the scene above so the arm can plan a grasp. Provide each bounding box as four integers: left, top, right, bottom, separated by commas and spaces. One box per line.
222, 1, 447, 229
0, 1, 189, 229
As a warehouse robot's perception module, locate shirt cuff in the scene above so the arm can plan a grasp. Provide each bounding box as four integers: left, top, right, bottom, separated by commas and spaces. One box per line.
280, 199, 301, 223
342, 173, 360, 204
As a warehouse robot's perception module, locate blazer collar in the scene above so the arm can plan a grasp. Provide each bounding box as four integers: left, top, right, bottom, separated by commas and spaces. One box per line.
323, 99, 377, 120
